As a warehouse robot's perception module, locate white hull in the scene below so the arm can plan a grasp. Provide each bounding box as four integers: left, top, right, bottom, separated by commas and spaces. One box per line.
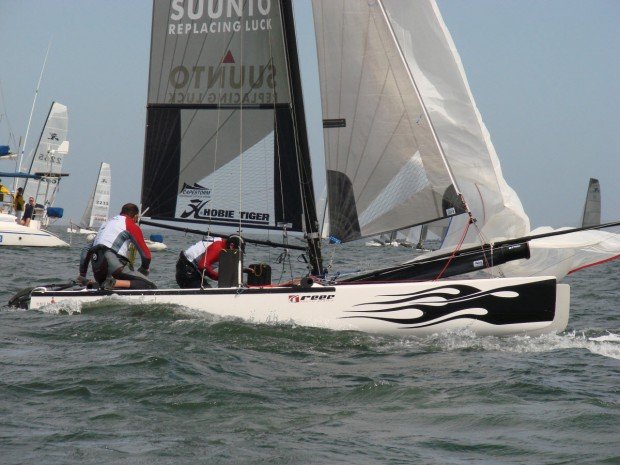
26, 277, 570, 336
145, 239, 167, 251
0, 213, 69, 247
67, 225, 95, 234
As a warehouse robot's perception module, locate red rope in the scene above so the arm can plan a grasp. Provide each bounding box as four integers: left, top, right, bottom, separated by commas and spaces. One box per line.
434, 219, 472, 280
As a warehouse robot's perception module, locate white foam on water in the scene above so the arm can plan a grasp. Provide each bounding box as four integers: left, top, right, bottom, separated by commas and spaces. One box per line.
588, 332, 620, 342
378, 329, 620, 360
38, 300, 83, 315
502, 331, 620, 360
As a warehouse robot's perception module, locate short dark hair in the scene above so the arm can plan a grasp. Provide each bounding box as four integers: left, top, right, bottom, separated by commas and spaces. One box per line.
120, 203, 140, 217
226, 234, 245, 251
17, 187, 23, 193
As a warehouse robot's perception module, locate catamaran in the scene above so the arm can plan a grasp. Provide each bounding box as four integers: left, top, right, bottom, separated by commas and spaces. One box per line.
67, 162, 111, 235
14, 0, 620, 336
0, 101, 70, 247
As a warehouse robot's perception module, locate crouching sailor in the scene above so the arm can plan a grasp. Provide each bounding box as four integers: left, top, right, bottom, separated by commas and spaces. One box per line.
78, 202, 156, 290
176, 235, 244, 288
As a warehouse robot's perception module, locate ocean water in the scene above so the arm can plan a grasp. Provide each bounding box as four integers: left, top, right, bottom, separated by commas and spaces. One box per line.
1, 227, 618, 465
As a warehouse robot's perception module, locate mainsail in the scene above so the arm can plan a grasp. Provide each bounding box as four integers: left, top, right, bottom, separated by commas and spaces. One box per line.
311, 0, 466, 243
142, 0, 318, 241
22, 102, 69, 207
80, 162, 111, 230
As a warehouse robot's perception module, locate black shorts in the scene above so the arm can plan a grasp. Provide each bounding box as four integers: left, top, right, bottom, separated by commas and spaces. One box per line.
175, 252, 211, 288
91, 247, 156, 289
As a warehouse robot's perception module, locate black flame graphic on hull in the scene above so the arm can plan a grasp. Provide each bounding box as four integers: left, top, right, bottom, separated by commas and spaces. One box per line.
344, 280, 556, 329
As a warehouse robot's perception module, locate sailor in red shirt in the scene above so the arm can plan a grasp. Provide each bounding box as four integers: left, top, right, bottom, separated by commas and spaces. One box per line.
176, 235, 244, 288
78, 203, 156, 290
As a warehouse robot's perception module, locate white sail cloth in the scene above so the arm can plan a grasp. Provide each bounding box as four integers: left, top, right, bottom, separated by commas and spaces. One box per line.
311, 0, 465, 242
498, 228, 620, 279
23, 102, 69, 207
80, 162, 111, 230
384, 0, 620, 280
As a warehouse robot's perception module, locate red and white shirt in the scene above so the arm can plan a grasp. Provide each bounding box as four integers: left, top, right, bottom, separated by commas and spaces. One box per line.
93, 214, 151, 265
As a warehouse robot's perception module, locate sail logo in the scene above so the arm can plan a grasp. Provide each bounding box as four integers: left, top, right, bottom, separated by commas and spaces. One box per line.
167, 58, 278, 104
288, 294, 335, 303
168, 0, 273, 35
223, 51, 235, 63
48, 132, 59, 141
179, 182, 212, 198
37, 151, 62, 165
179, 199, 270, 224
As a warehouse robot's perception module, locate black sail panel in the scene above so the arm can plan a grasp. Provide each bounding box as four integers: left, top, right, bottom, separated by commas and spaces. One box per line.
142, 107, 181, 218
273, 106, 303, 232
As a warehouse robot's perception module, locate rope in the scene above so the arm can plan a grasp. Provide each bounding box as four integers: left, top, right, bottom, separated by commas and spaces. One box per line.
434, 218, 471, 280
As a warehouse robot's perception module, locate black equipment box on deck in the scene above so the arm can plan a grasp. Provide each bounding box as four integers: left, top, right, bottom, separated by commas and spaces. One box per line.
246, 263, 271, 286
218, 249, 242, 287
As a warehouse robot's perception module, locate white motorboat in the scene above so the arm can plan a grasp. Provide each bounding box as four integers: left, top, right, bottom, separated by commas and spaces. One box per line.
0, 212, 68, 247
1, 102, 70, 247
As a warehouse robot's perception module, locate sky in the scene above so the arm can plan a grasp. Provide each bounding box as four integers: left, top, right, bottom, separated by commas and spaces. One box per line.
0, 0, 618, 229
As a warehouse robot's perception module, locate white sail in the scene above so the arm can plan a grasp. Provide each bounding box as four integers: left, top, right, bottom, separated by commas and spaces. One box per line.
80, 162, 111, 229
311, 0, 466, 243
379, 0, 619, 279
22, 102, 69, 207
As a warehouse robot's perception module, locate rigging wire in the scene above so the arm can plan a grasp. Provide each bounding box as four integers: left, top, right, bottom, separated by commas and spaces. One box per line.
0, 79, 18, 150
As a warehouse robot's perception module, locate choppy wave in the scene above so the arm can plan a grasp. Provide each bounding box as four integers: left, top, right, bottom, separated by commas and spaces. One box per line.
1, 230, 619, 464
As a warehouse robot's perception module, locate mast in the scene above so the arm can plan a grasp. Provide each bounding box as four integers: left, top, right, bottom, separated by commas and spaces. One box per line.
280, 0, 324, 276
15, 42, 51, 194
22, 102, 54, 196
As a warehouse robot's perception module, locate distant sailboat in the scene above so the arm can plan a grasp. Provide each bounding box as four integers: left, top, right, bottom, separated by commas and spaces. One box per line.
71, 162, 166, 251
68, 162, 111, 234
581, 178, 601, 228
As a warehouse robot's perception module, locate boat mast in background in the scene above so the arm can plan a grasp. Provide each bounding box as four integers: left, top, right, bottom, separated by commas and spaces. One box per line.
14, 41, 52, 194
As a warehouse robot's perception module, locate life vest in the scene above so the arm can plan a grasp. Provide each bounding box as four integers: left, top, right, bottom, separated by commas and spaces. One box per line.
14, 194, 25, 210
183, 237, 223, 266
93, 214, 151, 266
